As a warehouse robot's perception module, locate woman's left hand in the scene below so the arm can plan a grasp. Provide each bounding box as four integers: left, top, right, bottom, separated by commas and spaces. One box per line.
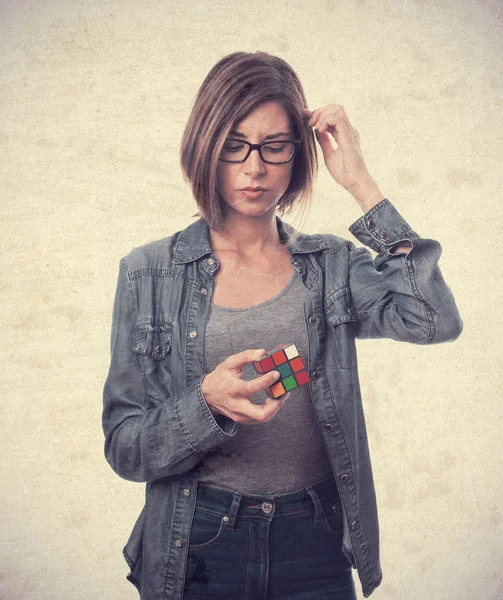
303, 104, 371, 193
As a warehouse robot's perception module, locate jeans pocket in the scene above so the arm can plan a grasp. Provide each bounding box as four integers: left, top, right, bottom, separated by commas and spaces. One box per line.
319, 494, 344, 535
188, 507, 231, 551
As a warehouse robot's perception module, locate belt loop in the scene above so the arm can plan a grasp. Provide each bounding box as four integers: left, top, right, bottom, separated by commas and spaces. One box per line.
306, 487, 324, 524
226, 492, 242, 528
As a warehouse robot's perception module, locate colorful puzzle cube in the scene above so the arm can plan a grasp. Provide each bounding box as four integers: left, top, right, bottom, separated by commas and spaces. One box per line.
251, 343, 310, 399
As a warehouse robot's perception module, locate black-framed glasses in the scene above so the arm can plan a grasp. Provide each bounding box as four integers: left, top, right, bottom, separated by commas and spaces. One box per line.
218, 138, 301, 164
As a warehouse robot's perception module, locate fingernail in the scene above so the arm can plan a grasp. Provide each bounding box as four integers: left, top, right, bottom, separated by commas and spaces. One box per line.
272, 371, 281, 379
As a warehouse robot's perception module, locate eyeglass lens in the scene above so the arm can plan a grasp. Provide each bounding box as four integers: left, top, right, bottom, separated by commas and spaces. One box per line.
221, 141, 295, 163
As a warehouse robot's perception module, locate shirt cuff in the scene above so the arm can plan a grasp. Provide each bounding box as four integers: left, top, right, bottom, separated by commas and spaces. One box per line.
176, 374, 237, 452
348, 198, 420, 254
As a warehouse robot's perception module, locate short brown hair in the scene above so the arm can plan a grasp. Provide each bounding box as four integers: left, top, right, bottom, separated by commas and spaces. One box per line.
180, 51, 318, 235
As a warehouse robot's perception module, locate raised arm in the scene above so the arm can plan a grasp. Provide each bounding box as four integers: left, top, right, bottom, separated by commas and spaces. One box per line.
303, 103, 462, 344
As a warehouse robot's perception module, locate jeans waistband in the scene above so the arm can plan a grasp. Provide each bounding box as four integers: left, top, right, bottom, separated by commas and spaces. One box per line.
194, 475, 341, 522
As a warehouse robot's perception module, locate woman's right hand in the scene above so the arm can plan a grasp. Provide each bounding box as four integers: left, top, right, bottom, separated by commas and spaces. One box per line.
201, 348, 291, 425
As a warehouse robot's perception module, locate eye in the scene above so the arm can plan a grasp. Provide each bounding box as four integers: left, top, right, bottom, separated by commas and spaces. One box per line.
223, 142, 244, 152
264, 144, 287, 153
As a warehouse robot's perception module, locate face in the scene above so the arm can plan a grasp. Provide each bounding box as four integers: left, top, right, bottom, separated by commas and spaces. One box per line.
216, 101, 295, 218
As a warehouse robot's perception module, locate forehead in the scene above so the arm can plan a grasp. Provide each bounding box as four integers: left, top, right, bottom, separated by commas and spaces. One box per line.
233, 101, 291, 132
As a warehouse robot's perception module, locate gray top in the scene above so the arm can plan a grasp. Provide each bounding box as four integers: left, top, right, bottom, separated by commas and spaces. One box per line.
199, 269, 333, 494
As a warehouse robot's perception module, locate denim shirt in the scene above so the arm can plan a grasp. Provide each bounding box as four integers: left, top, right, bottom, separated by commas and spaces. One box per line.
102, 197, 463, 599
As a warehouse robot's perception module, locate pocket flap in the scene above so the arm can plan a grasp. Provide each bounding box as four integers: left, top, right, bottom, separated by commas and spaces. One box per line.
325, 287, 357, 326
132, 322, 172, 359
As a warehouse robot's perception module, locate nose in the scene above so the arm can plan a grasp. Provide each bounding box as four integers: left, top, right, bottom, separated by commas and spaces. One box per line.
244, 147, 266, 175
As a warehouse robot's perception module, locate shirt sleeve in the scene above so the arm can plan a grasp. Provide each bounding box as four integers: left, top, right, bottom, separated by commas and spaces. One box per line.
346, 198, 463, 343
102, 258, 237, 483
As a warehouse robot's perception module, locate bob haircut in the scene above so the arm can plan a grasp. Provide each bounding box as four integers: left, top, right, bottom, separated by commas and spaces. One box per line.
180, 51, 318, 240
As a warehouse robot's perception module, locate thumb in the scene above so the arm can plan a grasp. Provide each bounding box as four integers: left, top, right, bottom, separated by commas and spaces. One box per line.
315, 129, 336, 160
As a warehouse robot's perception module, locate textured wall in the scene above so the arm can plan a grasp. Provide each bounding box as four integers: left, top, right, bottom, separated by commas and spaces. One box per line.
1, 0, 501, 598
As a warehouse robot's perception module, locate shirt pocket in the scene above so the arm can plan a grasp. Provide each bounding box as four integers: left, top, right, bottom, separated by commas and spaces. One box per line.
132, 321, 173, 402
325, 287, 358, 370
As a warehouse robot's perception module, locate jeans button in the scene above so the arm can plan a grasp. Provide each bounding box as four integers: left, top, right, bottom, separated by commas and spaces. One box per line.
262, 502, 273, 514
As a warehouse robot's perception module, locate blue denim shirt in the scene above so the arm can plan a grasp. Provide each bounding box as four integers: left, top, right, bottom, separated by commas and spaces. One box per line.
102, 197, 463, 599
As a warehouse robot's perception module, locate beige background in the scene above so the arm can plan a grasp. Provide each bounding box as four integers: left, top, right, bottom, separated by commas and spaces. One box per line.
1, 0, 502, 598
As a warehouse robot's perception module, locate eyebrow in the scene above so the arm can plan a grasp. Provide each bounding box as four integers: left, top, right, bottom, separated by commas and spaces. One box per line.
228, 130, 292, 141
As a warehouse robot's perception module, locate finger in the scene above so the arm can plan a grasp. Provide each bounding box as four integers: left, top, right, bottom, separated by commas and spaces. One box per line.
239, 370, 281, 397
262, 391, 290, 409
226, 348, 265, 370
337, 106, 357, 136
317, 117, 334, 135
246, 396, 285, 422
320, 114, 353, 151
307, 107, 323, 128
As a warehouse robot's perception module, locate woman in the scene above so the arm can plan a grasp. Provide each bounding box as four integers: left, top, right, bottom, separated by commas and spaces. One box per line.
102, 51, 463, 600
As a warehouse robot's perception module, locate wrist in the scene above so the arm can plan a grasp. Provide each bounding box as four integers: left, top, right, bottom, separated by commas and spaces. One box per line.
348, 177, 384, 213
201, 373, 219, 416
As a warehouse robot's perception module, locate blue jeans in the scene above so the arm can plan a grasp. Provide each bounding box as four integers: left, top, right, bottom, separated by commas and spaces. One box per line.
183, 475, 357, 600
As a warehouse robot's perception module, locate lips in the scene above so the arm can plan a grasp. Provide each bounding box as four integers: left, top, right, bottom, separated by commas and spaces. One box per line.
239, 186, 267, 191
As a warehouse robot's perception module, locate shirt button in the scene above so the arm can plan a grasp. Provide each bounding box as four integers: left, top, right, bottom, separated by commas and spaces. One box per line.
207, 258, 215, 265
311, 371, 320, 379
183, 488, 190, 496
201, 288, 208, 295
189, 330, 197, 338
175, 539, 182, 547
155, 345, 163, 353
309, 316, 317, 324
367, 218, 376, 228
340, 474, 348, 482
324, 423, 334, 432
381, 231, 388, 238
351, 520, 357, 530
262, 502, 273, 514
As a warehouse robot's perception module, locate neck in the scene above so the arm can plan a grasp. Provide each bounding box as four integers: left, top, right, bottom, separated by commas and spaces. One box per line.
210, 212, 284, 260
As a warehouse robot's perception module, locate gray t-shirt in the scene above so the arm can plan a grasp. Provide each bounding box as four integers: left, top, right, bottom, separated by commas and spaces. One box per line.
198, 269, 333, 494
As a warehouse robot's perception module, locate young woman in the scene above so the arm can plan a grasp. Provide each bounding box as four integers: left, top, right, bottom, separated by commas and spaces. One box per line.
102, 51, 463, 600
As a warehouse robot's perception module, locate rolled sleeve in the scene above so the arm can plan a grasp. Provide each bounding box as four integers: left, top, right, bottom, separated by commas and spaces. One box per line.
346, 198, 463, 344
349, 198, 418, 255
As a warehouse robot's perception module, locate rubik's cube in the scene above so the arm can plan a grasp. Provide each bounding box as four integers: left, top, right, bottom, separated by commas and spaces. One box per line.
252, 343, 310, 399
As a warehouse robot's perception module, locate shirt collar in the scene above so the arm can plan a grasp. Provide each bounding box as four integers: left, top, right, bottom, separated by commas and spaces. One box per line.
172, 215, 331, 264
